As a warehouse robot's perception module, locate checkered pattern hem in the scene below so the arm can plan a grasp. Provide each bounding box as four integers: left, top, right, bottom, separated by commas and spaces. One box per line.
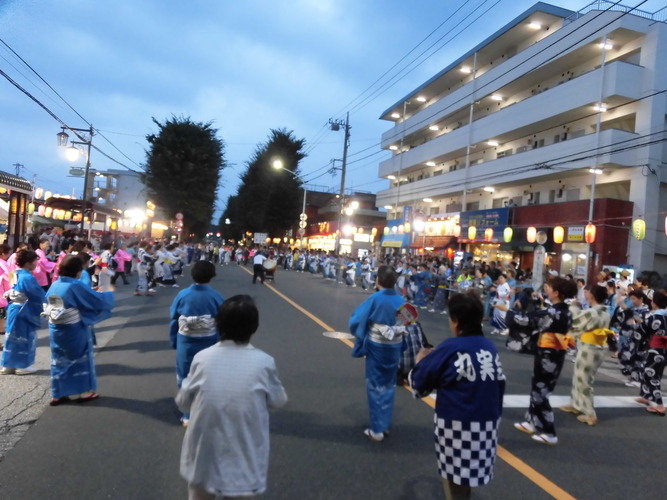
434, 416, 500, 487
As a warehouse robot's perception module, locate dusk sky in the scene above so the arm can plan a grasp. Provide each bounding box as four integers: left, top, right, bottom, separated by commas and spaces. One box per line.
1, 0, 662, 221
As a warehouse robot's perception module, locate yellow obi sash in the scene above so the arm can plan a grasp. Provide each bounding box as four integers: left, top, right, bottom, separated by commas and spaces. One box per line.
538, 332, 574, 350
580, 328, 615, 347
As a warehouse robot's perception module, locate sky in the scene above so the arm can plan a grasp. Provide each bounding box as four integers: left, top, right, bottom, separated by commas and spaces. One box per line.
1, 0, 664, 221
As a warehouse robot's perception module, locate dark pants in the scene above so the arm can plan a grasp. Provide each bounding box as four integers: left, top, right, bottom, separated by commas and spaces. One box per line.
525, 347, 566, 436
253, 264, 265, 284
111, 271, 129, 285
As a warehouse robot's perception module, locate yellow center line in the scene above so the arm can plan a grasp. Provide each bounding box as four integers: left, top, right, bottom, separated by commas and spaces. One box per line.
238, 266, 576, 499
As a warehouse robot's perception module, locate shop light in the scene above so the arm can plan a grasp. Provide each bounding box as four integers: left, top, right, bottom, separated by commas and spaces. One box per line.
416, 96, 427, 103
384, 205, 393, 210
483, 186, 495, 192
490, 94, 503, 101
423, 198, 433, 203
387, 176, 396, 180
562, 253, 572, 262
484, 228, 494, 242
589, 168, 603, 174
383, 227, 389, 235
453, 224, 462, 237
593, 103, 608, 112
389, 145, 399, 151
528, 22, 542, 29
598, 40, 613, 50
429, 125, 439, 131
426, 161, 436, 167
391, 113, 401, 119
460, 66, 472, 74
487, 140, 499, 147
468, 226, 477, 240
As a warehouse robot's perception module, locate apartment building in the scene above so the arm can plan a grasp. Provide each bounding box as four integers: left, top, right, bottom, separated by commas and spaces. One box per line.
376, 1, 667, 280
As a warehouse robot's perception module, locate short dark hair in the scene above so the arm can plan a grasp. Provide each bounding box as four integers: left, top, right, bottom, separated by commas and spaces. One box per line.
448, 291, 484, 336
58, 255, 83, 278
547, 276, 576, 300
0, 243, 10, 256
628, 289, 645, 300
588, 285, 607, 304
376, 265, 398, 289
16, 250, 38, 268
216, 295, 259, 344
652, 290, 667, 309
191, 260, 216, 283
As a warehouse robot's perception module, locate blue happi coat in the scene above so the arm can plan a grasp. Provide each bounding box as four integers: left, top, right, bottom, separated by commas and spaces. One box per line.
349, 288, 406, 434
170, 284, 224, 387
46, 277, 114, 398
1, 269, 45, 369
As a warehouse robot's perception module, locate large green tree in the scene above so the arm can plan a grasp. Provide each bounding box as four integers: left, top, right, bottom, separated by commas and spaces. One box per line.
220, 128, 306, 240
143, 116, 226, 238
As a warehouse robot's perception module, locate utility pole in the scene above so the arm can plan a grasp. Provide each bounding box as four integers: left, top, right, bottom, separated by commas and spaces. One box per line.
329, 112, 351, 254
12, 163, 24, 177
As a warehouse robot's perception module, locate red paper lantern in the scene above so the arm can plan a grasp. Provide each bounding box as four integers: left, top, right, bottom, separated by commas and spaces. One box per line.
527, 226, 537, 243
484, 228, 493, 242
446, 248, 455, 259
585, 223, 596, 244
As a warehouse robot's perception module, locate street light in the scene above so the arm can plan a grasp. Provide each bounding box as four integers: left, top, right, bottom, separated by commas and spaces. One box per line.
57, 125, 94, 202
272, 160, 308, 245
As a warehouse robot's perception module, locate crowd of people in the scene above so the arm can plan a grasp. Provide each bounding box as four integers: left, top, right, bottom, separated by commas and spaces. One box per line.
1, 230, 665, 499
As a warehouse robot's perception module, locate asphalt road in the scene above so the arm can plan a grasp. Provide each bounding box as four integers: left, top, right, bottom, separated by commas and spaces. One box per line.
0, 264, 664, 499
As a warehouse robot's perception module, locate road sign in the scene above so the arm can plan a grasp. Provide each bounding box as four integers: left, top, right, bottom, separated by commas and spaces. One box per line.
298, 228, 305, 236
299, 213, 307, 221
175, 212, 184, 220
298, 221, 307, 229
69, 167, 84, 177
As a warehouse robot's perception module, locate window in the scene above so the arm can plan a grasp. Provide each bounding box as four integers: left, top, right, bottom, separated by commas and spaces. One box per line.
466, 201, 480, 211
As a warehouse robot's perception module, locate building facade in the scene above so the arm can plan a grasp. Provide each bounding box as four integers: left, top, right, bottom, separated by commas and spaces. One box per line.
376, 1, 667, 280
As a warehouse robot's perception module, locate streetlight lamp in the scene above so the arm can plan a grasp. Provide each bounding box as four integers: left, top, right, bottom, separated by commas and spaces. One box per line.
57, 125, 94, 202
272, 160, 308, 246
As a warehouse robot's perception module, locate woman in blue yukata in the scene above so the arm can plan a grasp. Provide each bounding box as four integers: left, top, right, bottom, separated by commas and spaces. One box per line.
410, 291, 505, 500
0, 250, 45, 375
170, 260, 224, 427
45, 255, 114, 405
412, 263, 433, 309
350, 265, 406, 442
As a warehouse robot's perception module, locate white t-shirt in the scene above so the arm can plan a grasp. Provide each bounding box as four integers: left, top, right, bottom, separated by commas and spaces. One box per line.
253, 254, 267, 266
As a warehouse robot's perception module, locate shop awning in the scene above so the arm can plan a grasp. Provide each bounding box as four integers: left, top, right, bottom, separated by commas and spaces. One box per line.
409, 235, 457, 249
381, 233, 411, 248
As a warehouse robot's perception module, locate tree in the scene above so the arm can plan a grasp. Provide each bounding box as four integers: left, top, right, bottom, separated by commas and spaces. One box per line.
143, 116, 226, 238
220, 129, 306, 239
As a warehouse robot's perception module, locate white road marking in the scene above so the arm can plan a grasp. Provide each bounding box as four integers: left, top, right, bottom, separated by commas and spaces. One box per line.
427, 393, 646, 408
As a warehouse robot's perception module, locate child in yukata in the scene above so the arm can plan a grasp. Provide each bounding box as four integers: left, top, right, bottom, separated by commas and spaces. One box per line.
170, 261, 224, 427
176, 295, 287, 500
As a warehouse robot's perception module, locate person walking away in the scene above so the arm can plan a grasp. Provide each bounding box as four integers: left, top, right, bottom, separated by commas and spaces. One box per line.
514, 277, 576, 445
45, 256, 114, 405
636, 290, 667, 416
96, 243, 115, 292
252, 249, 266, 284
0, 250, 46, 375
176, 295, 287, 499
613, 289, 650, 387
560, 285, 615, 425
170, 261, 224, 427
349, 265, 407, 441
410, 291, 505, 500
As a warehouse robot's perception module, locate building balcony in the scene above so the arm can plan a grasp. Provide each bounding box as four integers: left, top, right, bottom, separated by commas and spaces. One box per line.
375, 127, 639, 207
379, 60, 643, 178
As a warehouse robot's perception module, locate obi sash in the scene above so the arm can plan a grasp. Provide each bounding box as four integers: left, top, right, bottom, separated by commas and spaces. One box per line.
368, 322, 407, 345
538, 331, 574, 350
580, 328, 615, 347
6, 290, 28, 305
178, 315, 217, 337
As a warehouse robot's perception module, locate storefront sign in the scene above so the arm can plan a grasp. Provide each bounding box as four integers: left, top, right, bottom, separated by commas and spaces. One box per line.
460, 207, 509, 230
533, 245, 546, 290
567, 226, 585, 242
403, 206, 413, 225
254, 232, 268, 244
